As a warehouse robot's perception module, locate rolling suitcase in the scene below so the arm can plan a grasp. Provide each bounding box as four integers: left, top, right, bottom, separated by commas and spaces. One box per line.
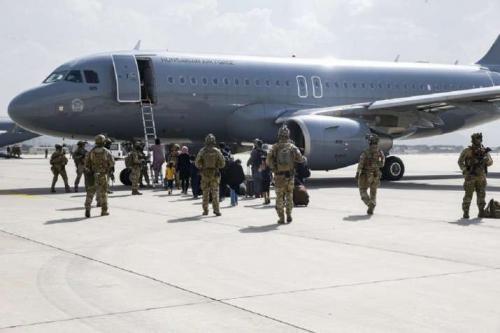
293, 185, 309, 207
245, 177, 255, 197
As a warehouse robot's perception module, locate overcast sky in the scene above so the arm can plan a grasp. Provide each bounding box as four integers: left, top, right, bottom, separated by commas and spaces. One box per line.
2, 0, 500, 145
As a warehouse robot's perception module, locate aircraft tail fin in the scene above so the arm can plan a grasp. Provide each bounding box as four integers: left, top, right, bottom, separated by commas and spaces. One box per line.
477, 35, 500, 70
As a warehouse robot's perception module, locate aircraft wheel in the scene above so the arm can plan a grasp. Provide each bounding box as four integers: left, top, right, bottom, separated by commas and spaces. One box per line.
120, 168, 132, 186
382, 156, 405, 181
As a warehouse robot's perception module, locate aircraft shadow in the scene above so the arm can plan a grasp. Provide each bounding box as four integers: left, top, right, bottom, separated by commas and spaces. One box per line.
239, 224, 280, 233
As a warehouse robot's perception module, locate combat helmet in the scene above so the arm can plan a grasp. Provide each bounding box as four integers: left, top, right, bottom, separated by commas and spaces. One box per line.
471, 133, 483, 143
77, 141, 86, 147
134, 140, 143, 150
95, 134, 106, 147
278, 124, 290, 142
54, 144, 62, 150
205, 133, 216, 146
367, 134, 379, 146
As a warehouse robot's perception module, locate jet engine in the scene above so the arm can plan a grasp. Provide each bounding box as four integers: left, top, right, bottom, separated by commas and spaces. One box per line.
284, 115, 392, 170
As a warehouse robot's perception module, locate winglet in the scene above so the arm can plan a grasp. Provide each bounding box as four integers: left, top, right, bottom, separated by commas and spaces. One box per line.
477, 35, 500, 66
133, 40, 141, 51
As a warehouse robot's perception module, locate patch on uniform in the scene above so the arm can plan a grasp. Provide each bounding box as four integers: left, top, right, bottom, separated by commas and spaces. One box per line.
71, 99, 84, 112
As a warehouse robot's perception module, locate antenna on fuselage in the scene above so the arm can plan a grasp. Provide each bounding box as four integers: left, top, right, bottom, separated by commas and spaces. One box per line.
394, 54, 400, 62
454, 60, 459, 65
133, 40, 141, 51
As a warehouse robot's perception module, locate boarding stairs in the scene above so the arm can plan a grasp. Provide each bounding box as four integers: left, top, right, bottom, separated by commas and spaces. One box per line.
140, 100, 158, 187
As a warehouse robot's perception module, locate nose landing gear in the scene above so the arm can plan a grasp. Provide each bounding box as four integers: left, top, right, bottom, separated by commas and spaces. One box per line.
382, 156, 405, 181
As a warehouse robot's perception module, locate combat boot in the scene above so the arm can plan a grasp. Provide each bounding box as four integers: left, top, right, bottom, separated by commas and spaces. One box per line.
101, 206, 109, 216
478, 207, 486, 218
462, 203, 470, 219
74, 184, 78, 193
202, 210, 208, 216
463, 210, 470, 219
367, 203, 375, 215
131, 189, 142, 195
65, 185, 71, 193
214, 211, 221, 217
50, 187, 56, 193
85, 208, 90, 218
277, 213, 285, 224
286, 214, 293, 223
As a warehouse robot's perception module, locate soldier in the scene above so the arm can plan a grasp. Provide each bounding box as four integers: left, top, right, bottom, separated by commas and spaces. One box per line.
356, 134, 385, 215
49, 144, 71, 193
84, 135, 115, 217
138, 142, 151, 188
73, 141, 87, 192
103, 138, 115, 193
266, 125, 305, 224
195, 134, 225, 216
458, 133, 493, 219
129, 141, 144, 195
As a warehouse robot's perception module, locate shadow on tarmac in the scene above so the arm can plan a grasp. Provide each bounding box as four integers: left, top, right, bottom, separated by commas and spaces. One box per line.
343, 214, 372, 222
239, 224, 280, 233
57, 207, 85, 211
448, 218, 484, 226
0, 185, 132, 196
168, 215, 203, 223
45, 216, 95, 224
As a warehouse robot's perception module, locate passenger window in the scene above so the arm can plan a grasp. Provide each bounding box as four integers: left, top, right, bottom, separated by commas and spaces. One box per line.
285, 80, 290, 87
212, 78, 218, 85
224, 78, 230, 85
343, 82, 348, 89
255, 79, 261, 86
168, 77, 175, 84
276, 80, 281, 86
65, 70, 83, 83
179, 76, 186, 85
245, 79, 250, 86
202, 77, 208, 85
190, 77, 197, 85
266, 80, 271, 87
370, 83, 375, 89
361, 83, 366, 89
84, 70, 99, 84
325, 82, 330, 88
234, 78, 240, 86
334, 82, 340, 88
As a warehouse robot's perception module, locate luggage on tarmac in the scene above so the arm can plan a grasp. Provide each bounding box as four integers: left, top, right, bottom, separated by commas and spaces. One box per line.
245, 177, 255, 197
237, 183, 247, 196
293, 185, 309, 207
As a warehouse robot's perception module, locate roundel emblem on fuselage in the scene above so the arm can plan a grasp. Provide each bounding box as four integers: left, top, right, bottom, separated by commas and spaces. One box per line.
71, 98, 84, 112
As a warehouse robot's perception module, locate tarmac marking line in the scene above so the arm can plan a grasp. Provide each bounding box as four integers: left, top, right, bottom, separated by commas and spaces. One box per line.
0, 300, 212, 330
0, 228, 315, 333
221, 267, 496, 302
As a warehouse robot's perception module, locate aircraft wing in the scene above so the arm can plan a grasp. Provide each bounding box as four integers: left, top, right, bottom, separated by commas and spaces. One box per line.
292, 86, 500, 136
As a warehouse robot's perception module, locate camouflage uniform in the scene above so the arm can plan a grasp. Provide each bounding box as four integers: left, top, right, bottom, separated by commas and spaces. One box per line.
50, 144, 70, 193
458, 133, 493, 219
130, 142, 144, 195
73, 141, 87, 192
138, 143, 151, 187
84, 135, 115, 217
266, 125, 305, 224
195, 134, 225, 216
356, 134, 385, 215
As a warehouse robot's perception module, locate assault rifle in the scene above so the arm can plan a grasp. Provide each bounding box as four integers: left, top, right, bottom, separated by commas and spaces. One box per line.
467, 146, 492, 176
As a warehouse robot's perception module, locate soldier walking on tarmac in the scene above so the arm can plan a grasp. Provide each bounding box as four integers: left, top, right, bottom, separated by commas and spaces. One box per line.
128, 141, 144, 195
458, 133, 493, 219
50, 144, 71, 193
356, 134, 385, 215
84, 135, 115, 217
73, 141, 88, 192
195, 134, 225, 216
266, 125, 304, 224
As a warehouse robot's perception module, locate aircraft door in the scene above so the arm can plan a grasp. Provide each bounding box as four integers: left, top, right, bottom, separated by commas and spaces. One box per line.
111, 54, 141, 103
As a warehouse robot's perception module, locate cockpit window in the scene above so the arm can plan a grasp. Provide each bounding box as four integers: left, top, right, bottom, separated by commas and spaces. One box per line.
84, 70, 99, 84
65, 70, 83, 83
43, 71, 68, 84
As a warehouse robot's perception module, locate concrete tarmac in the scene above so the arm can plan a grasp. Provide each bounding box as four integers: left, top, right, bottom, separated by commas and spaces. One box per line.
1, 154, 500, 332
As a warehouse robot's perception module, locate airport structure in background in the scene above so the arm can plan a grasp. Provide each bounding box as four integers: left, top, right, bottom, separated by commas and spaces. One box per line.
1, 154, 500, 332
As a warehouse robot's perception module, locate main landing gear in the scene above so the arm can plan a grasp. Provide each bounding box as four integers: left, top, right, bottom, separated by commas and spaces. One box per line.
381, 156, 405, 181
120, 168, 132, 186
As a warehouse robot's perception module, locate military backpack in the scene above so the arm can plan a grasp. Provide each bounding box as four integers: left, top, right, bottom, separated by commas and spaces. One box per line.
202, 148, 219, 169
276, 144, 294, 172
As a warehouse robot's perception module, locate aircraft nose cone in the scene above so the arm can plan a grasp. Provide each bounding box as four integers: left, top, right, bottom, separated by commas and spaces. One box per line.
8, 91, 38, 130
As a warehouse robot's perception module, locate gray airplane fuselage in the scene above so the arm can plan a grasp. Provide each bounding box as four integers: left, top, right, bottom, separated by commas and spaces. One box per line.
8, 51, 500, 170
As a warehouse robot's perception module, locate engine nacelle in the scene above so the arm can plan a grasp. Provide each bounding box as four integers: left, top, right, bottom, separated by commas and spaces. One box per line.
285, 115, 392, 170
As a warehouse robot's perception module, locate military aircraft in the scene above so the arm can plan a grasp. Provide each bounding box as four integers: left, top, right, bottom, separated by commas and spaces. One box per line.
0, 119, 39, 148
8, 35, 500, 184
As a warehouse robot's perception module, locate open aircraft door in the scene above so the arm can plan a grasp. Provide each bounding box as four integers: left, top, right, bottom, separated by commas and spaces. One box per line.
111, 54, 141, 103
